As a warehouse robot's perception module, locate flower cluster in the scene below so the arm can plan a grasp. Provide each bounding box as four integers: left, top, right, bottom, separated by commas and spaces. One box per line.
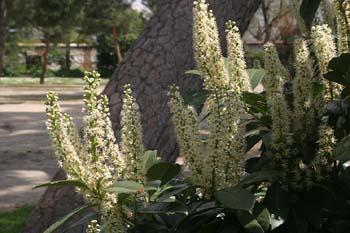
263, 43, 292, 168
293, 38, 315, 141
87, 220, 101, 233
226, 20, 251, 93
311, 25, 336, 75
169, 0, 248, 195
315, 124, 337, 167
311, 24, 342, 100
335, 0, 350, 54
120, 84, 145, 182
193, 0, 227, 91
46, 72, 146, 232
168, 86, 204, 187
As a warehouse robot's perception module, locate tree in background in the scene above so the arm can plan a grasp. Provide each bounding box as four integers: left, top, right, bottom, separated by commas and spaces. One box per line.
32, 0, 84, 84
84, 0, 143, 67
0, 0, 7, 76
245, 0, 299, 43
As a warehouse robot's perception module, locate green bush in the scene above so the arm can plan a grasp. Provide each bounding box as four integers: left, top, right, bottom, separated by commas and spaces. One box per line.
54, 68, 84, 77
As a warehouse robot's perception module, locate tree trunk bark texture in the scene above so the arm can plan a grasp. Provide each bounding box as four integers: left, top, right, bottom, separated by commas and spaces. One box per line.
24, 1, 260, 232
24, 169, 88, 233
40, 32, 49, 84
104, 0, 261, 162
0, 0, 7, 76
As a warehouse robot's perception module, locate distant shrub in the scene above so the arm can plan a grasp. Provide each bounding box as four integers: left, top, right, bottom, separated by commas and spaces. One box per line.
54, 68, 84, 77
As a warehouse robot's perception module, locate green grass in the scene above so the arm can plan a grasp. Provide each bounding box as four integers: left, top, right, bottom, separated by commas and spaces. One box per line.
0, 77, 109, 86
0, 205, 33, 233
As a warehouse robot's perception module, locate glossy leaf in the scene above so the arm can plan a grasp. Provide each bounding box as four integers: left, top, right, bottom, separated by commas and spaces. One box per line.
248, 69, 265, 90
240, 170, 281, 187
334, 134, 350, 161
237, 211, 264, 233
44, 204, 93, 233
255, 207, 270, 232
300, 0, 321, 29
107, 180, 144, 194
146, 162, 181, 184
215, 187, 255, 212
140, 201, 187, 214
185, 70, 203, 76
325, 53, 350, 86
33, 180, 88, 190
264, 183, 289, 219
143, 150, 160, 172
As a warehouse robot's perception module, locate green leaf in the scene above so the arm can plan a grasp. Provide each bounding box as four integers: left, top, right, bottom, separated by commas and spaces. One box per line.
313, 82, 324, 97
146, 162, 181, 184
334, 134, 350, 161
239, 170, 281, 187
325, 53, 350, 86
144, 180, 162, 191
299, 0, 321, 29
140, 201, 187, 214
33, 180, 88, 190
157, 184, 192, 202
107, 181, 144, 194
254, 207, 270, 232
183, 89, 209, 109
44, 204, 93, 233
237, 211, 264, 233
241, 92, 268, 114
329, 220, 350, 233
264, 183, 289, 219
215, 187, 255, 213
185, 70, 203, 76
143, 150, 160, 172
248, 69, 265, 90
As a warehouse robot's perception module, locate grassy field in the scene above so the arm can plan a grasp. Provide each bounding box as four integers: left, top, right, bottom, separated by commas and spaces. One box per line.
0, 205, 33, 233
0, 77, 109, 86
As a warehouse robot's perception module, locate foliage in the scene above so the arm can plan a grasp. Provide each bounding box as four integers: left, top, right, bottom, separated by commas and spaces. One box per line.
0, 205, 33, 233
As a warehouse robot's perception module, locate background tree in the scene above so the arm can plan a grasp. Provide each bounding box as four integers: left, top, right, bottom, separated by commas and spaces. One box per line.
25, 1, 261, 232
32, 0, 84, 84
0, 0, 7, 76
83, 0, 143, 67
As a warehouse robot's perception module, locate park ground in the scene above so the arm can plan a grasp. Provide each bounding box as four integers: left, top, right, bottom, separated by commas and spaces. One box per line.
0, 78, 107, 232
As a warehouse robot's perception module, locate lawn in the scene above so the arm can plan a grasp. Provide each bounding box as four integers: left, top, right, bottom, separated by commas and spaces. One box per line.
0, 205, 33, 233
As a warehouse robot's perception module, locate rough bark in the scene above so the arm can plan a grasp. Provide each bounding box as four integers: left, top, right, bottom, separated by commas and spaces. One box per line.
24, 1, 260, 232
104, 0, 261, 162
24, 169, 88, 233
0, 0, 7, 76
40, 32, 49, 84
112, 25, 123, 64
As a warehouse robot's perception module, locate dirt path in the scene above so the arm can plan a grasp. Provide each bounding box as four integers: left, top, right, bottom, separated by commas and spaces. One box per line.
0, 85, 103, 210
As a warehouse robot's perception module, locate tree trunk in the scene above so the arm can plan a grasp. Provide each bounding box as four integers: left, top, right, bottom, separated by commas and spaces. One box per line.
65, 41, 71, 70
24, 169, 89, 233
40, 32, 49, 84
24, 1, 260, 232
0, 0, 7, 76
112, 25, 123, 64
